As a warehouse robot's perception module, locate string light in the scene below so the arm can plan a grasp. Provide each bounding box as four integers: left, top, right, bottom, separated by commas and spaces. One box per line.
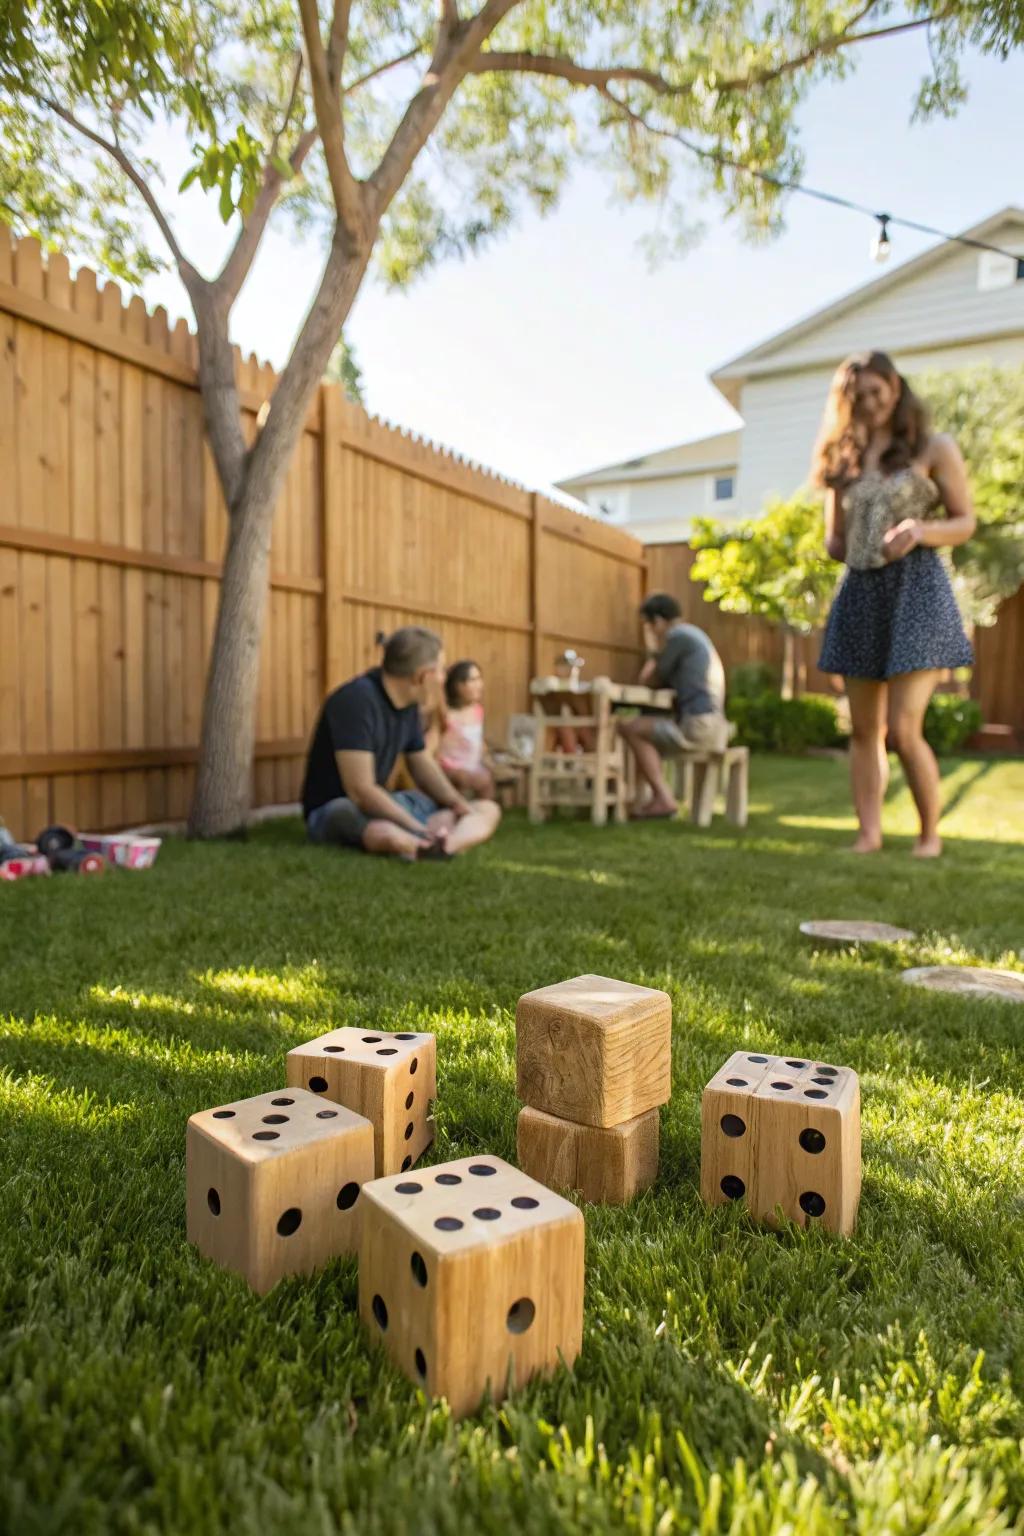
870, 214, 892, 264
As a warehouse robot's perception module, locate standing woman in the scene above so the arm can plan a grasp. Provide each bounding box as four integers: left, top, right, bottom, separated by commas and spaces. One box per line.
814, 350, 975, 857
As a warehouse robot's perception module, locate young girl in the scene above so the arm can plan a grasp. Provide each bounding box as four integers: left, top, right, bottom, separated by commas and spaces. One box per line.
438, 660, 495, 798
813, 349, 975, 858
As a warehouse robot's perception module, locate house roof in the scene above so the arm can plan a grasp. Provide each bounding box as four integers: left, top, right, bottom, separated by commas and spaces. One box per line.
710, 206, 1024, 406
558, 428, 741, 491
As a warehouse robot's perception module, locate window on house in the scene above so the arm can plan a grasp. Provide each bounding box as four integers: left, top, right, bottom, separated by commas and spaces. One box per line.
713, 475, 735, 503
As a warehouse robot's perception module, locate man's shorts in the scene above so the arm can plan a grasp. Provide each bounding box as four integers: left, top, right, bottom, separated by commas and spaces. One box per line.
306, 790, 441, 849
650, 711, 731, 756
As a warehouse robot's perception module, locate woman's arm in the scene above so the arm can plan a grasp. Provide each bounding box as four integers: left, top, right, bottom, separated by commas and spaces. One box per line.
919, 434, 976, 547
883, 435, 976, 561
824, 487, 846, 562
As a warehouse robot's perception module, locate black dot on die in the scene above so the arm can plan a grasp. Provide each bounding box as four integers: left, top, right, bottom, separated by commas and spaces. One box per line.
799, 1191, 826, 1218
720, 1114, 746, 1138
720, 1175, 745, 1200
799, 1128, 826, 1155
337, 1183, 360, 1211
435, 1216, 463, 1232
308, 1076, 328, 1093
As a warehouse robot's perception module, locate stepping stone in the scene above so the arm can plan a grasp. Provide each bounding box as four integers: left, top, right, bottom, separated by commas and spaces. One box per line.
799, 920, 916, 945
901, 966, 1024, 1003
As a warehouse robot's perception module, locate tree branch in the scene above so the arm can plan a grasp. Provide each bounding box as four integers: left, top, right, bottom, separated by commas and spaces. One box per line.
368, 0, 523, 217
327, 0, 352, 89
441, 0, 460, 35
344, 41, 429, 94
469, 9, 949, 103
212, 54, 317, 304
42, 96, 189, 271
715, 8, 950, 92
296, 0, 366, 244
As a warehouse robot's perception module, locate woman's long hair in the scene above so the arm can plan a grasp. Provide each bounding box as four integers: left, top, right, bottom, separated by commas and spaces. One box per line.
811, 350, 930, 489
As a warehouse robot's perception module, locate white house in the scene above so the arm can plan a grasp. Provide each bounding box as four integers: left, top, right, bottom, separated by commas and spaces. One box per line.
558, 207, 1024, 542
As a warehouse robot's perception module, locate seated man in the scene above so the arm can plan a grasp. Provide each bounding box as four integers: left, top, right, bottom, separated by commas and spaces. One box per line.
618, 592, 728, 819
302, 626, 501, 859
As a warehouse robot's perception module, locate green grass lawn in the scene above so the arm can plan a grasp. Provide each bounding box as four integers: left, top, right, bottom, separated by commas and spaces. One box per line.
2, 755, 1023, 1536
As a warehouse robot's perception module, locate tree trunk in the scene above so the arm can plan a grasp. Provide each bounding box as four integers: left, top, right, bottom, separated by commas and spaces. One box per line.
187, 485, 277, 836
188, 239, 370, 837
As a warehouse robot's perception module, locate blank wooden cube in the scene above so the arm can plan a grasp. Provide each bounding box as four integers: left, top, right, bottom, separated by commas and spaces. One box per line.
516, 974, 672, 1128
359, 1154, 584, 1418
700, 1051, 861, 1235
286, 1027, 436, 1176
517, 1104, 659, 1204
186, 1088, 375, 1293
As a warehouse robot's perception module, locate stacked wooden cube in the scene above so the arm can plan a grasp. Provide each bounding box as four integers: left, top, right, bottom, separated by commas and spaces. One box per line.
515, 974, 672, 1204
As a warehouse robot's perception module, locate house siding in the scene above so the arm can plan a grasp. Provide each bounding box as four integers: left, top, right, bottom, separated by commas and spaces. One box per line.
736, 334, 1024, 513
740, 219, 1024, 375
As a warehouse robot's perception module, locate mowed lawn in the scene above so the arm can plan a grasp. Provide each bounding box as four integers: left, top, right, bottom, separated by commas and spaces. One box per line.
2, 755, 1023, 1536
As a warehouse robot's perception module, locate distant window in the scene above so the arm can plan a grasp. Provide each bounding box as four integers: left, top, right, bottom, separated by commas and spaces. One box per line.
977, 251, 1024, 292
586, 489, 629, 525
713, 475, 735, 503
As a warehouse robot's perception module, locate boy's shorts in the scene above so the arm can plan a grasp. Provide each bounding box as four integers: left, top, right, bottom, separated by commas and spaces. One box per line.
306, 790, 440, 849
650, 711, 731, 756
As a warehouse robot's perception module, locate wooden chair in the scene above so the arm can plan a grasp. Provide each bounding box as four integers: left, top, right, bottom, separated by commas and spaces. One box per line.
527, 678, 628, 826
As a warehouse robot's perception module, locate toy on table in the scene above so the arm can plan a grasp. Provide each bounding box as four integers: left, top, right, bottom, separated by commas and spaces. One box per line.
358, 1154, 584, 1417
516, 974, 671, 1204
700, 1051, 861, 1235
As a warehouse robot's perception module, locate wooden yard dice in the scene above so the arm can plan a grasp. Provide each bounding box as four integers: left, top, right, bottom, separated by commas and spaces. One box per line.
186, 1088, 375, 1293
286, 1027, 436, 1176
700, 1052, 861, 1235
517, 1105, 659, 1204
359, 1155, 584, 1417
516, 974, 672, 1128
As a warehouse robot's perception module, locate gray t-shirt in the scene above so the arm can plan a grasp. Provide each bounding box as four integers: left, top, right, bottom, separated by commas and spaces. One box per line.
653, 622, 725, 722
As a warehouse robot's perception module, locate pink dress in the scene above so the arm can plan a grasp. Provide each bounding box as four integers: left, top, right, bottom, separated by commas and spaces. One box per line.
439, 704, 485, 773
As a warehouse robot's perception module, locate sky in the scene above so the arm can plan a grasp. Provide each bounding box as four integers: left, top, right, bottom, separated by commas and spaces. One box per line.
139, 30, 1022, 494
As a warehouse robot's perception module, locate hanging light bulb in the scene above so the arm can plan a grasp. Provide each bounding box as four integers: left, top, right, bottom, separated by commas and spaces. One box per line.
870, 214, 892, 264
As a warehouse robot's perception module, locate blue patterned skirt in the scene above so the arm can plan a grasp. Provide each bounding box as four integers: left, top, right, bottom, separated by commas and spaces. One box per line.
819, 547, 973, 680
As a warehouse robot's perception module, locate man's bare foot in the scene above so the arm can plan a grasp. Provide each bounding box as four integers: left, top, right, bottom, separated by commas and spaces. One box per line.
912, 835, 942, 859
846, 834, 883, 854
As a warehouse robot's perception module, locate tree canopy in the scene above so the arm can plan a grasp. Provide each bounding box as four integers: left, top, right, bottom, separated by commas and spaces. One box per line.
3, 0, 1022, 292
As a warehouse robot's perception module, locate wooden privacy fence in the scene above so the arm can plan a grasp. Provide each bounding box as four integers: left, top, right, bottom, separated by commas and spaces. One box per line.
0, 232, 646, 841
647, 541, 1024, 728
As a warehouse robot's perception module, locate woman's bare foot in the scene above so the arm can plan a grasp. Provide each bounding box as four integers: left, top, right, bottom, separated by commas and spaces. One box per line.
847, 834, 883, 854
912, 835, 942, 859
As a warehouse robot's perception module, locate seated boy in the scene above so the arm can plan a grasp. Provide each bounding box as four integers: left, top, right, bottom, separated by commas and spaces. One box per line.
302, 626, 501, 859
618, 593, 728, 819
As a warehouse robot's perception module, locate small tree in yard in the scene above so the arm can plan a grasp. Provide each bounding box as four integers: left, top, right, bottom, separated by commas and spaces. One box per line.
692, 363, 1024, 689
3, 2, 1020, 833
690, 495, 838, 695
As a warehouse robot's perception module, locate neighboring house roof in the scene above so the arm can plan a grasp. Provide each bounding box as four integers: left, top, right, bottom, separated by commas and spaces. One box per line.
558, 429, 741, 491
711, 206, 1024, 407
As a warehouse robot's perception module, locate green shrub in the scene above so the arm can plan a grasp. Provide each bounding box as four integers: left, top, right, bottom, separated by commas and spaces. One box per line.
728, 661, 779, 700
728, 691, 846, 753
924, 694, 982, 755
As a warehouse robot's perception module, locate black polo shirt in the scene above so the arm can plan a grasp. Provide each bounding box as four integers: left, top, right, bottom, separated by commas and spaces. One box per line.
301, 668, 425, 819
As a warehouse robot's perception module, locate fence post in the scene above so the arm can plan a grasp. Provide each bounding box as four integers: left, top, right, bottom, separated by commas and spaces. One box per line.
321, 382, 345, 693
529, 490, 542, 681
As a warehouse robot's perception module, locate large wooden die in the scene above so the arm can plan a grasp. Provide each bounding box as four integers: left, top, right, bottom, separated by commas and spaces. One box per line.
286, 1027, 436, 1176
700, 1051, 861, 1235
186, 1088, 375, 1293
359, 1155, 584, 1417
516, 974, 672, 1128
517, 1104, 659, 1204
